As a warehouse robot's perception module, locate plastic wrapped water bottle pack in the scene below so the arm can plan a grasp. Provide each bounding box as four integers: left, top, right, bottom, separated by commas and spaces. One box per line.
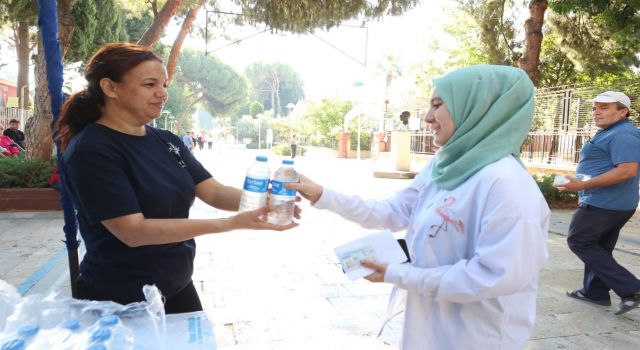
0, 280, 165, 350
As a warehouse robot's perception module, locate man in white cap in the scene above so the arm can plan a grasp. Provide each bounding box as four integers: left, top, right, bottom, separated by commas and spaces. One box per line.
555, 91, 640, 315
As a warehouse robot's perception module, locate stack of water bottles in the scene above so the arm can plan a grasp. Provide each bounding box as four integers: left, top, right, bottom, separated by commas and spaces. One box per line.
238, 156, 299, 225
0, 281, 165, 350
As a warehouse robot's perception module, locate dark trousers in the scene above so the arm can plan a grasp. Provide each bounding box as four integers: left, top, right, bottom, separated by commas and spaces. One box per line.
291, 144, 297, 158
567, 204, 640, 300
77, 278, 203, 314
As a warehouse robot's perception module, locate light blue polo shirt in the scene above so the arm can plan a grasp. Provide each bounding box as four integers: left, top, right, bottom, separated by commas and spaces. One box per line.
577, 119, 640, 210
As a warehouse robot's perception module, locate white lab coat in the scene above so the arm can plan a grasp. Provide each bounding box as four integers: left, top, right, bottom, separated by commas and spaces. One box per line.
315, 156, 549, 349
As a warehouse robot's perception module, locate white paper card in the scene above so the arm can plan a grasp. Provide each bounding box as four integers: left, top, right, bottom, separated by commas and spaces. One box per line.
334, 230, 408, 280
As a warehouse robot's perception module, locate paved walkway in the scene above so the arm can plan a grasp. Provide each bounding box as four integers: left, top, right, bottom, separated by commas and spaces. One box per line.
1, 147, 640, 349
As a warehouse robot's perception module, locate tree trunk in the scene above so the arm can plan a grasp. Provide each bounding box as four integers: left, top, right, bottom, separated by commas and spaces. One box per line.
26, 39, 54, 160
16, 20, 30, 109
167, 0, 204, 83
174, 96, 202, 133
137, 0, 185, 48
518, 0, 547, 84
26, 0, 75, 160
56, 0, 75, 58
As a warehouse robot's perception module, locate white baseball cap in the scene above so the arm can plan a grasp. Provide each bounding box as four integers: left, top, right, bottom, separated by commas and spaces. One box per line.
592, 91, 631, 108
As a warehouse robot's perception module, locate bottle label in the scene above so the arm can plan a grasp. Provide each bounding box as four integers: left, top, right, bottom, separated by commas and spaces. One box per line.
271, 180, 297, 196
243, 177, 269, 193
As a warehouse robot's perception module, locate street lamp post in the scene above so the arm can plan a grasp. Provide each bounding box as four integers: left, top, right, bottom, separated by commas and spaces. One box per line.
286, 103, 295, 140
353, 81, 365, 161
168, 116, 175, 133
161, 110, 172, 130
257, 113, 264, 150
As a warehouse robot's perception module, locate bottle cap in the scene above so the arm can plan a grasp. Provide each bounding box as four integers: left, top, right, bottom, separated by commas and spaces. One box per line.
17, 324, 39, 337
0, 339, 25, 350
60, 320, 81, 331
282, 160, 294, 165
256, 156, 268, 162
90, 327, 112, 342
98, 315, 119, 327
86, 344, 108, 350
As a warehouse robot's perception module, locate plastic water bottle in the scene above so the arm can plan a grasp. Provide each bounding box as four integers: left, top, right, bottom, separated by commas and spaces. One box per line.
28, 319, 81, 349
0, 324, 39, 350
267, 160, 299, 225
238, 156, 271, 212
82, 315, 133, 350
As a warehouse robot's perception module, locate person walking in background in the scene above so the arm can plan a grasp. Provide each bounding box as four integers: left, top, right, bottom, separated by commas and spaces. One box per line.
197, 134, 205, 151
555, 91, 640, 315
57, 43, 297, 314
3, 119, 25, 150
182, 131, 194, 152
290, 134, 298, 159
289, 65, 550, 349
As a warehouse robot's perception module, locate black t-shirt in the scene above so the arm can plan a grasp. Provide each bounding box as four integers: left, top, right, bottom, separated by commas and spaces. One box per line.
62, 123, 212, 301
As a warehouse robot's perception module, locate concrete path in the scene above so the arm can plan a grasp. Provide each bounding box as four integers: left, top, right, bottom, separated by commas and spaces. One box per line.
1, 147, 640, 349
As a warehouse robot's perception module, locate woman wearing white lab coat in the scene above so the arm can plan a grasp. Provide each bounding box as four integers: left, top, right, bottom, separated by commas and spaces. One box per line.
289, 65, 550, 349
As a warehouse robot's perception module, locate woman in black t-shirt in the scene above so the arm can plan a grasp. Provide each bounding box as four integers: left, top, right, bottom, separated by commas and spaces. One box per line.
57, 43, 298, 314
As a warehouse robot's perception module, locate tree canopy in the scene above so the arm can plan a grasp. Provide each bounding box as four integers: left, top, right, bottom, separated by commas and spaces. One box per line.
245, 62, 304, 117
234, 0, 420, 33
447, 0, 640, 86
547, 0, 640, 77
179, 49, 248, 116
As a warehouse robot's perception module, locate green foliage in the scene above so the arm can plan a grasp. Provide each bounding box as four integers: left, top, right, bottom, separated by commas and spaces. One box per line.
66, 0, 130, 64
301, 98, 352, 148
0, 0, 37, 26
445, 1, 640, 88
533, 174, 578, 208
123, 9, 154, 43
178, 49, 248, 117
537, 32, 579, 86
0, 157, 55, 188
234, 0, 419, 33
349, 131, 373, 151
455, 0, 521, 66
163, 82, 194, 134
249, 100, 265, 117
547, 1, 640, 78
346, 114, 377, 151
236, 115, 261, 147
271, 143, 306, 156
245, 62, 305, 117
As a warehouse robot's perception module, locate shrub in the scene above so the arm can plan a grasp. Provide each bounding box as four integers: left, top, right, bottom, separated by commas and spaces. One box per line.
0, 157, 56, 188
272, 143, 306, 156
349, 131, 372, 151
533, 174, 578, 208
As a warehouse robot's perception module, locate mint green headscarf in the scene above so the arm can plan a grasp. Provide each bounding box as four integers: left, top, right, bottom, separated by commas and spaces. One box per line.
431, 65, 535, 190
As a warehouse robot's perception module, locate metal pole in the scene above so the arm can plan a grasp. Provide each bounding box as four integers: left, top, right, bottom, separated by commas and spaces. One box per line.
357, 114, 361, 160
258, 118, 261, 149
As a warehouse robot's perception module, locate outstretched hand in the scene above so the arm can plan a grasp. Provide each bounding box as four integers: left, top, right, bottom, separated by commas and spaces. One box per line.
231, 206, 298, 231
285, 174, 323, 204
553, 175, 583, 192
361, 260, 388, 283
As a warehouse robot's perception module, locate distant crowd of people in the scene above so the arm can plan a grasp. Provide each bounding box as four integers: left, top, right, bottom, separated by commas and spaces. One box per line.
182, 131, 213, 152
